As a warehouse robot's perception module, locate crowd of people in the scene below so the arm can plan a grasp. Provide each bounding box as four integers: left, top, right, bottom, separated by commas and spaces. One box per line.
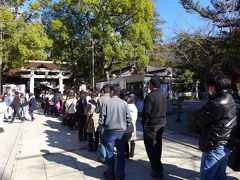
0, 91, 37, 133
1, 74, 239, 180
40, 85, 139, 179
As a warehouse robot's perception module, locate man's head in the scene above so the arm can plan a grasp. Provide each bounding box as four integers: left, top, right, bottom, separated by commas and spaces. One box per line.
101, 85, 110, 94
208, 74, 231, 95
149, 77, 161, 91
109, 85, 120, 97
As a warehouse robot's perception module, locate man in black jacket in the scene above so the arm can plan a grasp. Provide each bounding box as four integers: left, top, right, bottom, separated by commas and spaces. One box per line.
142, 77, 166, 179
196, 74, 237, 180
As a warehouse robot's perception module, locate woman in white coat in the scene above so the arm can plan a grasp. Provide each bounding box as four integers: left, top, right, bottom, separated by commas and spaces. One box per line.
125, 94, 138, 158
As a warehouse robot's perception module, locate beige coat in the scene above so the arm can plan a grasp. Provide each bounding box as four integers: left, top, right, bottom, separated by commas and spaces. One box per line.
85, 98, 99, 133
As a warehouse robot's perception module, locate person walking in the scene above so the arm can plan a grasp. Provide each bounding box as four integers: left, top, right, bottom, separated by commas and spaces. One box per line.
28, 93, 37, 121
142, 77, 167, 179
95, 85, 111, 163
101, 85, 132, 180
195, 74, 237, 180
20, 93, 28, 119
4, 93, 12, 121
11, 92, 24, 122
0, 96, 7, 133
85, 91, 99, 151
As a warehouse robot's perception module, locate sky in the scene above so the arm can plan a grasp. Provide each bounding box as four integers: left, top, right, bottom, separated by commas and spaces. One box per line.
23, 0, 212, 42
155, 0, 212, 42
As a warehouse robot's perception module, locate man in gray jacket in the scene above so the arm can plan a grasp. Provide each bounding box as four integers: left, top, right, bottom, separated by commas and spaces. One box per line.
101, 85, 132, 180
95, 85, 111, 163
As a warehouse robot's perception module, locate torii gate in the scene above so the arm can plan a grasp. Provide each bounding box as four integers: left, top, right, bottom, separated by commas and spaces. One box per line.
20, 61, 71, 94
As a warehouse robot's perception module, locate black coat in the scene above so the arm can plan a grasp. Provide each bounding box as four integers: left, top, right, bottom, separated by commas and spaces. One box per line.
75, 98, 87, 123
196, 90, 237, 152
142, 89, 167, 127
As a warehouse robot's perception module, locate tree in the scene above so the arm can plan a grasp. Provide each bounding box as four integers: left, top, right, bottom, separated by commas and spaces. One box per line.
177, 0, 240, 80
175, 69, 195, 92
180, 0, 240, 28
42, 0, 160, 83
0, 3, 52, 73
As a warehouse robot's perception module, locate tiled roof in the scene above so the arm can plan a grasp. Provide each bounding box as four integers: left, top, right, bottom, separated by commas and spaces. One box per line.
8, 61, 67, 77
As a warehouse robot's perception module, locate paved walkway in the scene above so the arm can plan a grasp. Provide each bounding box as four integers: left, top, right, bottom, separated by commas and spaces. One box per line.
1, 111, 240, 180
0, 119, 23, 180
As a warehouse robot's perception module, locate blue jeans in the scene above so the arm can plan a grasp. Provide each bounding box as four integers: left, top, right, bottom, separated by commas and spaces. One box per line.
20, 106, 26, 117
29, 110, 35, 121
103, 130, 125, 179
98, 126, 106, 162
200, 145, 231, 180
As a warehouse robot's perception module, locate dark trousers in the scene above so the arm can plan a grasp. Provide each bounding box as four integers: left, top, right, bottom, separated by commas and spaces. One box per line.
29, 110, 35, 121
54, 107, 60, 117
11, 108, 23, 121
78, 118, 87, 141
143, 126, 164, 173
44, 103, 49, 115
125, 140, 135, 158
68, 114, 75, 130
88, 131, 99, 151
50, 105, 54, 115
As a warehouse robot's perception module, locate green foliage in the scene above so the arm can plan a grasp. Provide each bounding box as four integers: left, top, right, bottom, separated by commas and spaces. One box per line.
42, 0, 160, 82
180, 0, 240, 28
171, 29, 240, 85
0, 6, 52, 72
181, 70, 194, 90
175, 70, 194, 92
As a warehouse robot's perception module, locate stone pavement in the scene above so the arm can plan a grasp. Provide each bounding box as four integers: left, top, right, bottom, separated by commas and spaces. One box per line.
0, 119, 23, 180
1, 110, 240, 180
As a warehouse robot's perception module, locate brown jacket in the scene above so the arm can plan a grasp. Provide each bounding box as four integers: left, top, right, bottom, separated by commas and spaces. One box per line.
85, 98, 99, 133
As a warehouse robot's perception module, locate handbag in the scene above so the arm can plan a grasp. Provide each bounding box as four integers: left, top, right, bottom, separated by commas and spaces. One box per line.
55, 102, 61, 110
227, 144, 240, 171
126, 122, 134, 134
